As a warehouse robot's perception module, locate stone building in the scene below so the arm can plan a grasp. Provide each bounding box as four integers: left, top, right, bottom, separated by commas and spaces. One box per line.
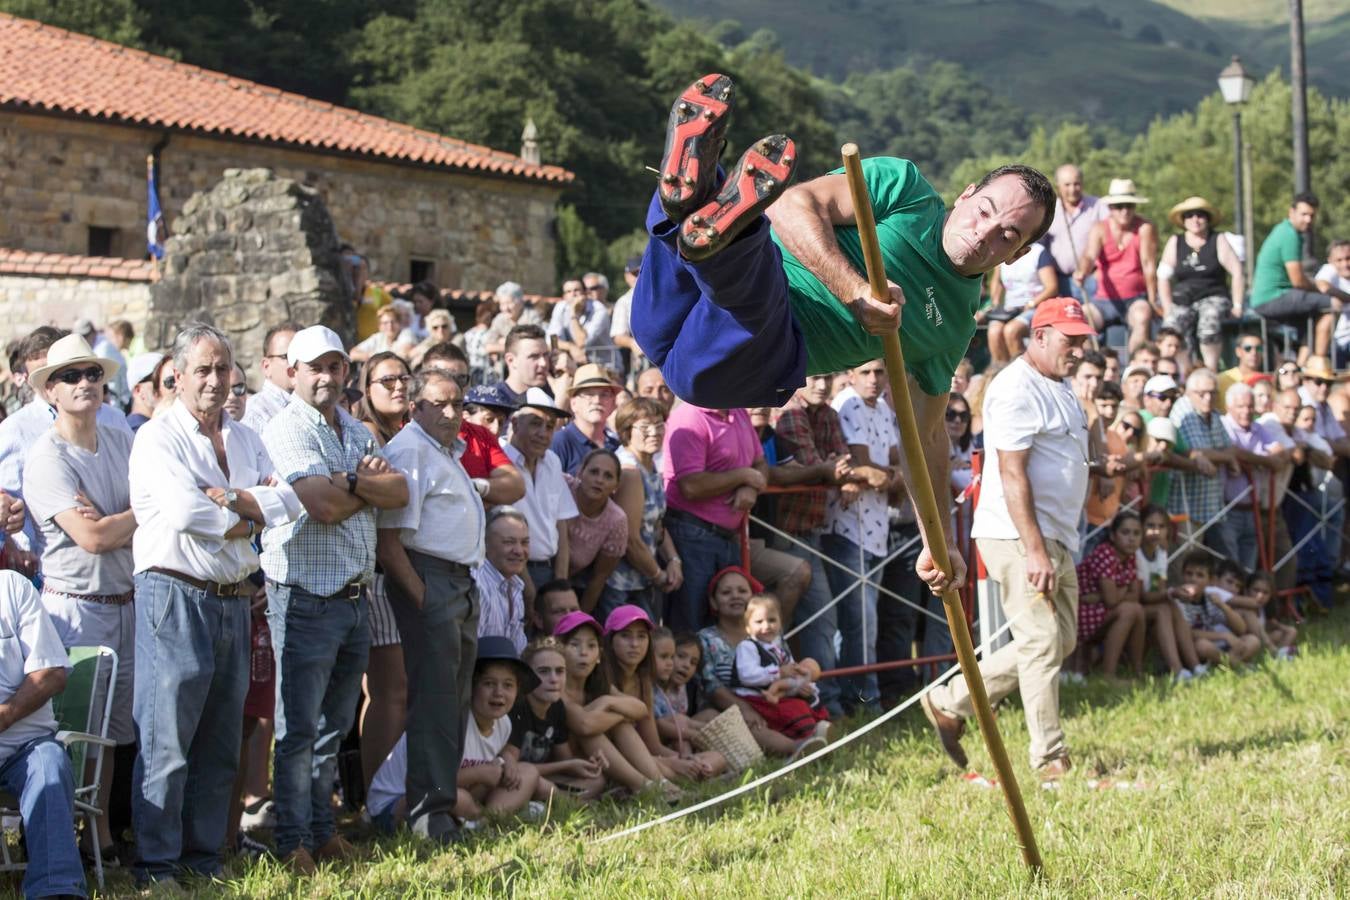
0, 12, 572, 342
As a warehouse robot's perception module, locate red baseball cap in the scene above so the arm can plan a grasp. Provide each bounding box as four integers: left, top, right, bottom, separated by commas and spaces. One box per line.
1031, 297, 1096, 336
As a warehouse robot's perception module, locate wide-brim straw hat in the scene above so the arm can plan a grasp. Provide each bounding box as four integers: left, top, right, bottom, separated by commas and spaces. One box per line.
1168, 196, 1220, 229
1299, 356, 1347, 382
27, 334, 121, 397
1101, 178, 1149, 206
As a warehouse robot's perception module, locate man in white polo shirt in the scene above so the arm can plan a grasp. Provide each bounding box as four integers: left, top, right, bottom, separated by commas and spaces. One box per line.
922, 297, 1093, 784
502, 388, 578, 590
376, 369, 484, 845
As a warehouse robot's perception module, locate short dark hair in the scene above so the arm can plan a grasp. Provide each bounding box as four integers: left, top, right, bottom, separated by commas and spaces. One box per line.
1293, 191, 1320, 210
412, 281, 439, 302
1214, 558, 1246, 582
107, 319, 134, 343
419, 342, 467, 370
1095, 380, 1123, 402
17, 326, 66, 369
1181, 551, 1212, 575
505, 323, 547, 355
263, 321, 302, 357
1155, 326, 1184, 342
1130, 341, 1161, 361
534, 579, 575, 616
973, 164, 1057, 249
1076, 349, 1107, 372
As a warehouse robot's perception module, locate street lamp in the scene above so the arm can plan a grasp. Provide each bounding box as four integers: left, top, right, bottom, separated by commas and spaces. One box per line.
1218, 55, 1254, 239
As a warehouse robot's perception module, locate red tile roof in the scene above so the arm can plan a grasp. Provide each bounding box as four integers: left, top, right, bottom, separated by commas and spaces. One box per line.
0, 14, 573, 186
379, 282, 560, 308
0, 248, 154, 282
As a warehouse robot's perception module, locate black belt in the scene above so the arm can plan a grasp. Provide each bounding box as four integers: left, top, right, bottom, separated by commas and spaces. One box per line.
665, 508, 738, 542
146, 567, 251, 597
406, 550, 472, 576
264, 577, 365, 602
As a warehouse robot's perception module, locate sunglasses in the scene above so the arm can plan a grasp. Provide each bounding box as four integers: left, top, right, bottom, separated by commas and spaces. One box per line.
584, 284, 604, 292
1121, 421, 1141, 434
371, 373, 411, 390
1304, 377, 1332, 387
1278, 366, 1300, 376
48, 366, 105, 386
1109, 203, 1135, 210
1182, 210, 1210, 219
1146, 391, 1179, 400
945, 409, 970, 422
1239, 343, 1262, 352
230, 383, 248, 397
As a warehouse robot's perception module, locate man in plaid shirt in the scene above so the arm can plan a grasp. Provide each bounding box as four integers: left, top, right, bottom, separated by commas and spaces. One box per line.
1169, 369, 1235, 548
772, 373, 858, 716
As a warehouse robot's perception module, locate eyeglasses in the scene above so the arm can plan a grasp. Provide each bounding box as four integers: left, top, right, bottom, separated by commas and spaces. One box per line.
584, 284, 604, 292
1304, 377, 1332, 388
230, 383, 248, 397
49, 366, 105, 386
1239, 343, 1262, 352
635, 423, 666, 435
1109, 203, 1135, 210
161, 375, 176, 391
371, 374, 411, 390
1278, 366, 1300, 376
945, 409, 970, 422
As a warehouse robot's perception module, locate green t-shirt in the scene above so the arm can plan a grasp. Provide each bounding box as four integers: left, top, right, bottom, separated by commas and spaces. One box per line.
1249, 219, 1302, 307
771, 157, 982, 396
1138, 409, 1189, 506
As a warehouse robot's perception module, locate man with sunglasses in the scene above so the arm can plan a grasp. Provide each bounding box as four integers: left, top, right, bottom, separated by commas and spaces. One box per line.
1072, 178, 1158, 354
242, 322, 299, 433
1216, 335, 1266, 414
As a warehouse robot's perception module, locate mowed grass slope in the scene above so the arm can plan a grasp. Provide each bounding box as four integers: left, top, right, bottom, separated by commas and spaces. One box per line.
20, 609, 1350, 898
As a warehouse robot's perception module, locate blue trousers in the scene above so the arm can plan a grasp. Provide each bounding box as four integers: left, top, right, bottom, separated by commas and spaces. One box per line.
632, 190, 806, 409
0, 737, 85, 899
664, 514, 741, 634
779, 533, 840, 715
821, 532, 881, 710
131, 571, 248, 883
267, 581, 370, 857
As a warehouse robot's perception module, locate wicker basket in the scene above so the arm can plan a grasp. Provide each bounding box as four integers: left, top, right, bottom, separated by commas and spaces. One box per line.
690, 704, 765, 773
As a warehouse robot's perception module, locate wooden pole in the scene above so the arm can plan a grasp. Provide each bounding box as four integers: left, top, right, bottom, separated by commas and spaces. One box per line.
840, 144, 1044, 875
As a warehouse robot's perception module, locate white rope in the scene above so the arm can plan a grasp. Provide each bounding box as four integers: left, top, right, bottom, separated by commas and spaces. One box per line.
596, 609, 1024, 844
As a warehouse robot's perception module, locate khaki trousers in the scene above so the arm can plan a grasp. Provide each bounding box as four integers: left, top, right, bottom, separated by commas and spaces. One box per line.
929, 537, 1078, 769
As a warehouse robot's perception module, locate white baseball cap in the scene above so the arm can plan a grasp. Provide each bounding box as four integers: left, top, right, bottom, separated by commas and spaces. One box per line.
1146, 417, 1178, 444
516, 386, 572, 419
286, 326, 348, 366
126, 352, 164, 387
1143, 374, 1179, 395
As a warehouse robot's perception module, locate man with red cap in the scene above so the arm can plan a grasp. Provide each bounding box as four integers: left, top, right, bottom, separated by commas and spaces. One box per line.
921, 297, 1094, 785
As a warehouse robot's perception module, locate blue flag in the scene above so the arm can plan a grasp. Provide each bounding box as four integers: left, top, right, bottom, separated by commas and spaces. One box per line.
146, 155, 165, 260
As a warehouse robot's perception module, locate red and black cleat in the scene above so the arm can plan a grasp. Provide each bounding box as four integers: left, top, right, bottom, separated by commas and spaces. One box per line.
678, 134, 798, 263
657, 73, 735, 223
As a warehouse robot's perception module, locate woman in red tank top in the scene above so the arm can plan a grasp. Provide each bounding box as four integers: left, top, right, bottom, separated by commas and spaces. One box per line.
1072, 178, 1159, 353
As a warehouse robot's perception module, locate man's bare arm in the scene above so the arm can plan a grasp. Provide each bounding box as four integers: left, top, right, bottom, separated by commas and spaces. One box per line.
999, 446, 1055, 593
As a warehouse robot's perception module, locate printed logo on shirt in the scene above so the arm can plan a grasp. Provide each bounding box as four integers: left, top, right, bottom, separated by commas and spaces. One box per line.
924, 285, 942, 326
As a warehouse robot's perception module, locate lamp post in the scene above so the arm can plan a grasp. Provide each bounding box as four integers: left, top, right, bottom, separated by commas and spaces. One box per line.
1218, 56, 1254, 241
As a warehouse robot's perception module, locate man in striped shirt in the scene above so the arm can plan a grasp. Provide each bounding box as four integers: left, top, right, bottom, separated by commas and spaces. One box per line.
472, 507, 530, 653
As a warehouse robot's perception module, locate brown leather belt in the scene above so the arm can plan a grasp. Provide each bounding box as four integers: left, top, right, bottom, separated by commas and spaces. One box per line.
146, 567, 251, 597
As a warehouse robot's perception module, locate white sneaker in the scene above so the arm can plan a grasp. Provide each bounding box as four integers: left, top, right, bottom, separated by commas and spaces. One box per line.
1191, 664, 1210, 678
1172, 669, 1193, 684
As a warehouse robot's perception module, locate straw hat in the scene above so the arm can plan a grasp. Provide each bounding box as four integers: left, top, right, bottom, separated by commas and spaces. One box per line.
1168, 196, 1220, 229
1100, 178, 1149, 205
1299, 356, 1346, 382
27, 334, 121, 398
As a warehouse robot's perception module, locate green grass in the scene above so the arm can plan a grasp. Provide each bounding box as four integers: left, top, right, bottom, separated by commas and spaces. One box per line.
15, 608, 1350, 897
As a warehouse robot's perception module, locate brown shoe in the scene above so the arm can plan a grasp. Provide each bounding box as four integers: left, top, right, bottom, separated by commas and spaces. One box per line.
1037, 756, 1072, 784
280, 847, 317, 876
920, 693, 968, 770
313, 834, 361, 864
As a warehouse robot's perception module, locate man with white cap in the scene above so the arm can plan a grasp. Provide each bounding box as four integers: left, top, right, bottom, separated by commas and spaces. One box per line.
1136, 372, 1214, 510
921, 297, 1094, 784
503, 388, 578, 590
259, 325, 408, 874
127, 323, 303, 888
21, 333, 137, 861
241, 321, 300, 434
124, 352, 163, 432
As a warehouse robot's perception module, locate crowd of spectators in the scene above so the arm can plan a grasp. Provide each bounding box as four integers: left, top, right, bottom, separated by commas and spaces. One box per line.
0, 173, 1344, 894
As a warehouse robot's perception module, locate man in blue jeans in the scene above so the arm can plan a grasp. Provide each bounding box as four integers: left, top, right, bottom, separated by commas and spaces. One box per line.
128, 323, 303, 889
260, 327, 408, 874
0, 571, 85, 899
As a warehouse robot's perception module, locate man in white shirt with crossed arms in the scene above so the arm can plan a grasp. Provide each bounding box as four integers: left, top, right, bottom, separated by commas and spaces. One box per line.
922, 297, 1093, 784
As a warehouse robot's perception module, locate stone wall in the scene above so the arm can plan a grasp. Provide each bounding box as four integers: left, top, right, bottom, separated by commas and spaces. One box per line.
147, 168, 347, 376
0, 112, 564, 296
0, 272, 151, 340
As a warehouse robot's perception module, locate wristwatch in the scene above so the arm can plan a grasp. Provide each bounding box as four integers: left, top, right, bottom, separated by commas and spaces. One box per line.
347, 472, 359, 494
224, 489, 239, 509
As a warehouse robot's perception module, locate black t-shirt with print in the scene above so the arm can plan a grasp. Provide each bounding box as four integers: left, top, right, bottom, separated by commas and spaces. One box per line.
509, 698, 569, 764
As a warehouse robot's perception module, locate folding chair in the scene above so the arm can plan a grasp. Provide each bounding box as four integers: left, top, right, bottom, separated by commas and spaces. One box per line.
50, 646, 118, 889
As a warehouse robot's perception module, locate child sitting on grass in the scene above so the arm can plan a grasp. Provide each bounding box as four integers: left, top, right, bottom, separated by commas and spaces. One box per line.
1073, 511, 1146, 681
365, 636, 541, 830
1245, 570, 1298, 660
603, 605, 726, 781
652, 628, 707, 755
731, 594, 830, 746
1135, 505, 1205, 681
1213, 565, 1298, 662
505, 638, 607, 801
1169, 552, 1260, 667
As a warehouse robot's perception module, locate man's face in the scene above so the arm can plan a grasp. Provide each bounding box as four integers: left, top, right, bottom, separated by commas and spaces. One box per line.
1108, 203, 1137, 228
224, 364, 248, 420
1037, 329, 1088, 380
1131, 348, 1158, 372
1235, 337, 1263, 371
1156, 358, 1180, 380
637, 368, 674, 407
561, 280, 586, 307
583, 276, 608, 304
498, 292, 523, 318
464, 404, 506, 436
378, 311, 401, 340
1272, 389, 1300, 429
537, 589, 580, 636
1228, 391, 1254, 429
131, 378, 158, 412
180, 338, 233, 419
1124, 372, 1148, 401
290, 352, 348, 413
261, 330, 296, 391
799, 374, 832, 408
1302, 375, 1331, 402
506, 338, 550, 388
1094, 396, 1119, 423
1072, 362, 1102, 403
510, 409, 559, 459
1103, 355, 1120, 383
46, 363, 105, 417
1055, 165, 1083, 207
486, 516, 530, 577
1188, 377, 1217, 416
849, 360, 886, 402
411, 292, 434, 316
1144, 388, 1178, 417
1290, 202, 1317, 233
1330, 245, 1350, 279
571, 386, 616, 427
412, 377, 464, 446
943, 174, 1044, 276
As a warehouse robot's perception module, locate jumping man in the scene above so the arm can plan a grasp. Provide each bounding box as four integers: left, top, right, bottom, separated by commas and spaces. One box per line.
632, 72, 1058, 594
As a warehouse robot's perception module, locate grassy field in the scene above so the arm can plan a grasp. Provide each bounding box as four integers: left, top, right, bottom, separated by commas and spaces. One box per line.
14, 607, 1350, 897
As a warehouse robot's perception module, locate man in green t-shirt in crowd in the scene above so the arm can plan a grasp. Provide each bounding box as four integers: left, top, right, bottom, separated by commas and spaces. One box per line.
1250, 192, 1340, 358
632, 72, 1057, 593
